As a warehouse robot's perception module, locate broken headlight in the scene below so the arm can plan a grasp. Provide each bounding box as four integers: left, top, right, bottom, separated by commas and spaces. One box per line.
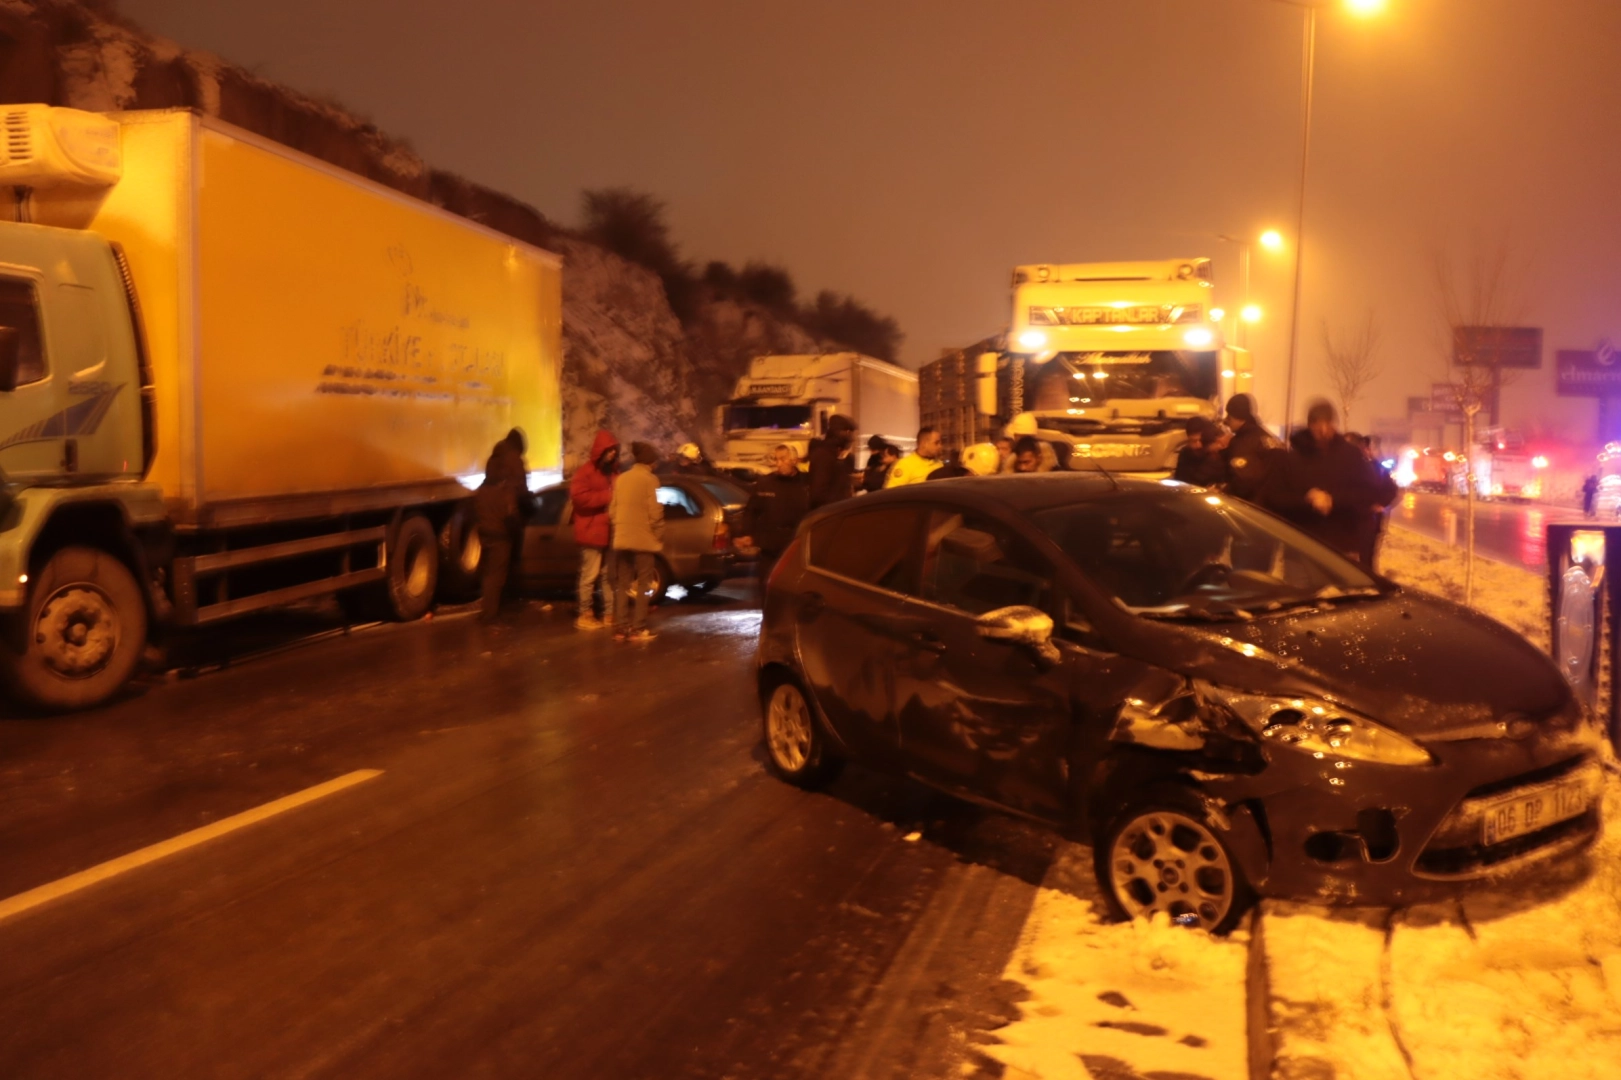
1214, 690, 1433, 767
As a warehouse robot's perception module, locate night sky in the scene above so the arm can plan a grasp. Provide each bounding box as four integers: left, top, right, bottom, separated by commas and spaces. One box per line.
121, 0, 1621, 440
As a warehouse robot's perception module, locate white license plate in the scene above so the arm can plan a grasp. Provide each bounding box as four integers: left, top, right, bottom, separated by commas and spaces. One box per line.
1480, 777, 1592, 846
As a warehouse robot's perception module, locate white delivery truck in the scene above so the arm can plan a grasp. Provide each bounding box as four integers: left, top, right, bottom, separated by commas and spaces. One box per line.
715, 353, 918, 477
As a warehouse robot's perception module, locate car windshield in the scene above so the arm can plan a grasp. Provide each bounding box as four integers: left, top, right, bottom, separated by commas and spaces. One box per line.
723, 404, 812, 432
1032, 490, 1381, 618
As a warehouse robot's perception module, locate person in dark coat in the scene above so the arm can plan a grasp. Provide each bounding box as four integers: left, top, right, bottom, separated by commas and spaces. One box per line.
926, 447, 973, 480
1260, 402, 1396, 563
807, 413, 857, 508
737, 444, 812, 605
569, 430, 619, 629
1222, 393, 1279, 503
1173, 418, 1231, 487
1583, 474, 1599, 519
1346, 432, 1398, 570
475, 427, 532, 621
863, 441, 900, 492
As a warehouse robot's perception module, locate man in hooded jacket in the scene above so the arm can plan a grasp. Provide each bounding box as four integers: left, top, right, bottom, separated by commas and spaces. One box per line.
570, 430, 619, 629
807, 414, 857, 508
475, 428, 531, 621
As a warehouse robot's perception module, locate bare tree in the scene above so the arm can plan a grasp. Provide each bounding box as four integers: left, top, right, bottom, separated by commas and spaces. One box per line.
1434, 238, 1530, 605
1321, 311, 1381, 428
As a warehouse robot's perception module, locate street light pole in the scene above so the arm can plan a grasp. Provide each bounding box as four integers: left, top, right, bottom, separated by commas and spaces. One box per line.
1282, 3, 1318, 438
1215, 234, 1253, 348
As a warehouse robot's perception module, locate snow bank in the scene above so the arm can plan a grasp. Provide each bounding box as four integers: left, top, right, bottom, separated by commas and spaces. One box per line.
985, 843, 1250, 1080
1377, 526, 1549, 650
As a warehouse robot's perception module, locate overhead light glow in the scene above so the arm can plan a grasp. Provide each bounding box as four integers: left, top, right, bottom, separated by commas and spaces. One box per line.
1209, 307, 1226, 322
1345, 0, 1387, 15
1241, 304, 1263, 323
1259, 230, 1284, 251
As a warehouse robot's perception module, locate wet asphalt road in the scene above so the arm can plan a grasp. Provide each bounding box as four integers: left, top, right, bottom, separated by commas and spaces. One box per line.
0, 587, 1053, 1080
1389, 491, 1592, 572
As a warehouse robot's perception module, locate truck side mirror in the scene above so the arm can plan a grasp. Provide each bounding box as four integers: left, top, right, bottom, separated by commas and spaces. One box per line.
0, 327, 20, 393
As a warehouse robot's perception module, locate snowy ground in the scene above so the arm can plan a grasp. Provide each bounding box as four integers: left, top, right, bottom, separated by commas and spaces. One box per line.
986, 527, 1620, 1080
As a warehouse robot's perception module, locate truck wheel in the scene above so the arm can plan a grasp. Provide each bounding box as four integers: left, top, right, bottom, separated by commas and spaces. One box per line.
437, 508, 481, 601
6, 546, 148, 712
385, 515, 439, 621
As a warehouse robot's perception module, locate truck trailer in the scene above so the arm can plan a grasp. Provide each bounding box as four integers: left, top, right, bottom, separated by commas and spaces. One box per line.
715, 353, 918, 477
0, 105, 562, 709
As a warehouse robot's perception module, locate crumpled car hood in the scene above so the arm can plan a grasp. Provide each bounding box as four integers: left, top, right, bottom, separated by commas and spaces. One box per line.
1154, 590, 1572, 736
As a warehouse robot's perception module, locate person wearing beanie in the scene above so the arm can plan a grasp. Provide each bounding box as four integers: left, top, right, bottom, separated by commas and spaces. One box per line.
1222, 393, 1279, 503
1259, 401, 1396, 563
1173, 418, 1231, 487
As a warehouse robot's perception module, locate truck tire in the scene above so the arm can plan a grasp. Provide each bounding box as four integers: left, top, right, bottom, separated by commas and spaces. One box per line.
437, 507, 481, 601
386, 515, 439, 621
6, 546, 148, 712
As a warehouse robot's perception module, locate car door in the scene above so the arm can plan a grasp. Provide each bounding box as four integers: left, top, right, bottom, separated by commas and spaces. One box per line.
519, 487, 576, 584
887, 506, 1078, 819
793, 504, 927, 767
655, 482, 710, 582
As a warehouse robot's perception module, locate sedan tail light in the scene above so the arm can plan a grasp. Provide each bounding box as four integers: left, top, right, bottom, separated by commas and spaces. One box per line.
712, 519, 732, 551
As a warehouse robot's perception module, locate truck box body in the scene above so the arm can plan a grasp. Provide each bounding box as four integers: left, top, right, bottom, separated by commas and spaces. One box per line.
44, 109, 562, 524
718, 353, 918, 475
0, 105, 563, 708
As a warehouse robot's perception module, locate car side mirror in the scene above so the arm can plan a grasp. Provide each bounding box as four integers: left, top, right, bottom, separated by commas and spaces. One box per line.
977, 605, 1061, 664
0, 327, 20, 393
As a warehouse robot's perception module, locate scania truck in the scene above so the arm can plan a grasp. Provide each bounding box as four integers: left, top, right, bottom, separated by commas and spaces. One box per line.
0, 105, 562, 709
923, 259, 1249, 470
715, 352, 918, 477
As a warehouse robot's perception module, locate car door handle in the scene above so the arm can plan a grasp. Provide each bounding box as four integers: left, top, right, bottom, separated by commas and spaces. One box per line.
910, 630, 948, 654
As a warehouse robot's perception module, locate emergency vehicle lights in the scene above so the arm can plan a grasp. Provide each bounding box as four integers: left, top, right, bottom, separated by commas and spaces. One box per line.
1533, 456, 1550, 469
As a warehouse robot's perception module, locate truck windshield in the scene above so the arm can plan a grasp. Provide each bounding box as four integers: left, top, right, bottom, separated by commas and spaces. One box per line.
724, 404, 813, 432
1067, 352, 1217, 403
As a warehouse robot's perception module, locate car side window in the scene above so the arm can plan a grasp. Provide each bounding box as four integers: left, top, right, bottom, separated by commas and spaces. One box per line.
0, 277, 47, 386
532, 489, 569, 526
920, 510, 1053, 616
656, 486, 700, 519
807, 507, 923, 595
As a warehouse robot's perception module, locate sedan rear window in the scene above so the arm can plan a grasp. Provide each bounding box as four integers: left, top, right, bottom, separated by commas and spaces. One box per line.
807, 507, 921, 593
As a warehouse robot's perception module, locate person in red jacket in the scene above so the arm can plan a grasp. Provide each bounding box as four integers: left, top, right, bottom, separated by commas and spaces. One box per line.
570, 430, 619, 630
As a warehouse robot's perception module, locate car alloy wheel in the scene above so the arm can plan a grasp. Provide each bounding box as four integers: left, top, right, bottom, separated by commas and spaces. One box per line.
1106, 809, 1239, 932
766, 682, 813, 773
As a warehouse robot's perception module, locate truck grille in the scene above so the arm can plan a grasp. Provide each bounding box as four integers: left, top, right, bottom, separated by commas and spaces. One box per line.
3, 111, 32, 164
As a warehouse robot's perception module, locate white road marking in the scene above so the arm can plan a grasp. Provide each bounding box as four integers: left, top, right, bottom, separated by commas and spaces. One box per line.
0, 769, 383, 925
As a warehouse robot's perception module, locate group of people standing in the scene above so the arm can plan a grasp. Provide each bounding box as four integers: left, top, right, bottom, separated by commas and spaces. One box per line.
1172, 394, 1399, 569
474, 427, 667, 642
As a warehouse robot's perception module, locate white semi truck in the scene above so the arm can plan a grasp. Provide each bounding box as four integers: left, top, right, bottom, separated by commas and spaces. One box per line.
1002, 258, 1248, 470
716, 353, 918, 477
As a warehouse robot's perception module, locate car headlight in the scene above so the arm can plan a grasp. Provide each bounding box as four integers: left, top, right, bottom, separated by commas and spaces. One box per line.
1214, 690, 1433, 766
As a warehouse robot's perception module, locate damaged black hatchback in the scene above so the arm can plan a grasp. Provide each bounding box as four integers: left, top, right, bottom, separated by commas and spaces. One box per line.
756, 474, 1606, 932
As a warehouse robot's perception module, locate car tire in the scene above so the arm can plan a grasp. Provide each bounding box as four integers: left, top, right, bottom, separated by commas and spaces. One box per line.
761, 677, 843, 789
4, 546, 148, 712
385, 515, 439, 621
1093, 792, 1254, 935
649, 557, 672, 603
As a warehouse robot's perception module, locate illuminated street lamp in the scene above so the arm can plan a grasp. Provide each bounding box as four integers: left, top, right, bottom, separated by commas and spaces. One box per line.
1215, 230, 1281, 348
1242, 304, 1264, 323
1268, 0, 1386, 434
1259, 229, 1285, 251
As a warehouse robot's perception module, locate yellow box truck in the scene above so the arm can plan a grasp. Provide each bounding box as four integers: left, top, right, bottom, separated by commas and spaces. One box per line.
0, 106, 562, 709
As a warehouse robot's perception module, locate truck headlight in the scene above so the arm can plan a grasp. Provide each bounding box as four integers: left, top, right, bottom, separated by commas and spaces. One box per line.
1215, 690, 1433, 766
1182, 327, 1215, 348
1017, 330, 1047, 350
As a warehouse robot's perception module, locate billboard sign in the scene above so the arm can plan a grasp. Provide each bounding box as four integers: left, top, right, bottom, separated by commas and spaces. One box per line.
1556, 349, 1621, 397
1431, 383, 1463, 415
1454, 326, 1542, 368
